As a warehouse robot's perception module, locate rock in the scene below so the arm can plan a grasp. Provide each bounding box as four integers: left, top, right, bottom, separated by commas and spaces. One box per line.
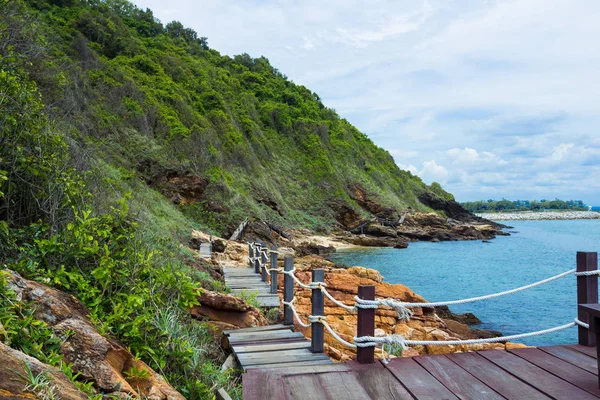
418, 192, 506, 229
346, 267, 383, 283
213, 239, 227, 253
394, 241, 408, 249
346, 235, 398, 247
359, 224, 397, 238
239, 221, 275, 245
191, 290, 268, 328
295, 242, 336, 257
401, 347, 420, 357
4, 270, 185, 399
0, 342, 88, 399
435, 306, 482, 325
331, 201, 362, 229
198, 290, 253, 312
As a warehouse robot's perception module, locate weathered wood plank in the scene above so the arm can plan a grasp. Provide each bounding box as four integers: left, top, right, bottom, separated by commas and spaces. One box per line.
233, 340, 310, 354
385, 357, 459, 400
238, 349, 330, 367
242, 369, 286, 400
479, 349, 599, 400
538, 345, 598, 374
244, 359, 334, 370
567, 344, 598, 358
223, 324, 289, 335
414, 354, 504, 399
509, 348, 600, 397
228, 330, 304, 344
256, 297, 280, 307
346, 361, 414, 400
261, 363, 351, 375
446, 352, 550, 400
283, 372, 371, 400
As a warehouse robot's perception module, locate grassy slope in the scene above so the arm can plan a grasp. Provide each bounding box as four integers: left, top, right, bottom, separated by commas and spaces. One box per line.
20, 0, 449, 235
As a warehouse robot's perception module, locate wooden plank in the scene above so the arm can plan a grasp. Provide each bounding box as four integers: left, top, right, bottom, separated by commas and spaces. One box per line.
568, 344, 598, 358
256, 297, 280, 308
479, 349, 599, 400
243, 369, 286, 400
310, 269, 324, 353
264, 363, 351, 375
223, 324, 288, 335
538, 345, 598, 374
356, 286, 375, 364
284, 371, 371, 400
509, 348, 600, 397
244, 359, 334, 370
228, 330, 304, 344
229, 337, 310, 347
346, 361, 414, 400
233, 340, 310, 354
385, 357, 459, 400
414, 354, 504, 399
237, 349, 330, 367
446, 352, 551, 400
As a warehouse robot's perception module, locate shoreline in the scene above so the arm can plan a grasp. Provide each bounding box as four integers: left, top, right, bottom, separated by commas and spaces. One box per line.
475, 210, 600, 221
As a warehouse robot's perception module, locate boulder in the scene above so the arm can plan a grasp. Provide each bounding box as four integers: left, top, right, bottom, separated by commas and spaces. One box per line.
294, 242, 336, 257
3, 270, 185, 400
359, 224, 397, 238
0, 342, 88, 400
191, 290, 268, 328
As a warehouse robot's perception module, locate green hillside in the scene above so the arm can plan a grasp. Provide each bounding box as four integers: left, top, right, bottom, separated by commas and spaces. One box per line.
0, 0, 455, 397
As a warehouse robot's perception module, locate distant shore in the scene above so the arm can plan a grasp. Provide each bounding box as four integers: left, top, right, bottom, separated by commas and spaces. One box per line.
476, 211, 600, 221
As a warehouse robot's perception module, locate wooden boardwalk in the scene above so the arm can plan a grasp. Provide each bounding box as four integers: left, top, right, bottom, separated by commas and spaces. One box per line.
223, 267, 279, 308
243, 344, 600, 399
224, 324, 333, 371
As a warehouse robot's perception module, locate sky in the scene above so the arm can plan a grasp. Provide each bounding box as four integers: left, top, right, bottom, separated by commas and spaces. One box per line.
132, 0, 600, 204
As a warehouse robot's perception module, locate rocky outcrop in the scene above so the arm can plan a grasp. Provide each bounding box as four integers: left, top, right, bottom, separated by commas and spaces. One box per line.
418, 192, 506, 228
3, 270, 185, 400
0, 342, 87, 399
191, 290, 268, 337
295, 242, 336, 257
277, 258, 526, 360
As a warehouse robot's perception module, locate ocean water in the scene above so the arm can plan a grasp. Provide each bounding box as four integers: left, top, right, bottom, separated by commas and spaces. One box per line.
328, 220, 600, 345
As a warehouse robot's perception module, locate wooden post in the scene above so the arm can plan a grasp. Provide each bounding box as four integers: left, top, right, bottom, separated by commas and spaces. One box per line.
577, 252, 598, 346
311, 269, 325, 353
283, 257, 294, 325
254, 243, 261, 274
270, 246, 278, 294
260, 242, 268, 282
357, 285, 376, 364
248, 241, 253, 268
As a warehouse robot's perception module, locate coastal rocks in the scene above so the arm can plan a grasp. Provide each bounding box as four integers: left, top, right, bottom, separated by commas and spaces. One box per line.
0, 342, 88, 400
435, 306, 482, 325
294, 242, 336, 257
346, 235, 407, 248
279, 261, 526, 360
190, 290, 268, 334
418, 192, 505, 228
3, 270, 185, 399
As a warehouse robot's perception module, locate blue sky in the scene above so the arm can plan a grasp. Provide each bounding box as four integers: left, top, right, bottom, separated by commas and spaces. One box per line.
132, 0, 600, 204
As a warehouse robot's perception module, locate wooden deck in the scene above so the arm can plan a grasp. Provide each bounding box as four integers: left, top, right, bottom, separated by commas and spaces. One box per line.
243, 344, 600, 399
223, 324, 333, 371
223, 267, 280, 308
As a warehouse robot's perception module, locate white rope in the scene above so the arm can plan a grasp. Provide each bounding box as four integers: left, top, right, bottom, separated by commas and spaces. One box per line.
321, 287, 356, 312
281, 297, 312, 328
281, 267, 326, 290
574, 270, 600, 276
320, 318, 357, 349
355, 268, 578, 320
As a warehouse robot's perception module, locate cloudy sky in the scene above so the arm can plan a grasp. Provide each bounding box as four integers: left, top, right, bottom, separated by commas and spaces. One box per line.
132, 0, 600, 204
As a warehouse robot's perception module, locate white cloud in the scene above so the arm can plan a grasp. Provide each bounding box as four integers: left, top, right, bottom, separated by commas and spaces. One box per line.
418, 160, 448, 184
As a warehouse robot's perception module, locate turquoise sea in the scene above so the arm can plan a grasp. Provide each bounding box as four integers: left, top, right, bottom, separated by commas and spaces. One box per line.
328, 220, 600, 345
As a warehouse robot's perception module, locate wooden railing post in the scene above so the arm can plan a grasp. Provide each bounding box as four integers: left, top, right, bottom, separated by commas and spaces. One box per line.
357, 285, 376, 364
283, 257, 294, 325
270, 246, 278, 294
260, 242, 268, 282
311, 269, 324, 353
577, 251, 598, 346
248, 241, 254, 269
254, 243, 261, 274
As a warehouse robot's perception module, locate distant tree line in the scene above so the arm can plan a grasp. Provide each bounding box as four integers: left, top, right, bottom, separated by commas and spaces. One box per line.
461, 199, 588, 213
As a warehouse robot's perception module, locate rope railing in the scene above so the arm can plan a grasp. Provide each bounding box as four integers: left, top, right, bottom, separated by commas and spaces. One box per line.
246, 241, 600, 365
